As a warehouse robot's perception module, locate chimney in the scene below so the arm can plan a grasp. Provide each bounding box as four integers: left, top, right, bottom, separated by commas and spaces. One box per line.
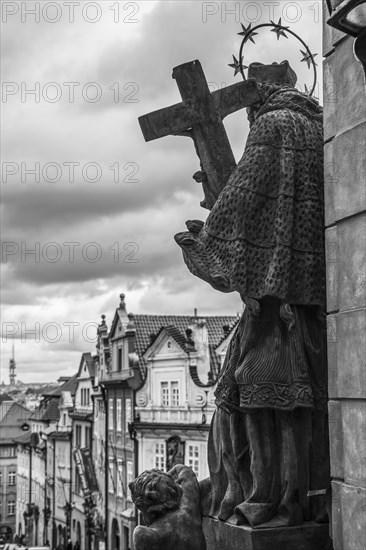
185, 328, 195, 349
119, 293, 126, 311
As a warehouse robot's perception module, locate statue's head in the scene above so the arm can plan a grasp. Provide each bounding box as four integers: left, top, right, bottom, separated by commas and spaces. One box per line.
248, 60, 297, 87
129, 469, 183, 525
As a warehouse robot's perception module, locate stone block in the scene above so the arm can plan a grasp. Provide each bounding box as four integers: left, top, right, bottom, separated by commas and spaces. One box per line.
325, 226, 339, 313
328, 400, 344, 480
328, 309, 366, 399
334, 37, 366, 136
332, 481, 366, 550
338, 213, 366, 312
323, 36, 365, 142
342, 400, 366, 487
324, 122, 366, 226
323, 56, 337, 142
202, 517, 332, 550
330, 480, 343, 550
327, 314, 338, 402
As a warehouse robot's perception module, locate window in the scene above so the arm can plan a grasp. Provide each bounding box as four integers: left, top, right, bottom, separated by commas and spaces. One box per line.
108, 399, 114, 429
8, 470, 16, 485
118, 347, 122, 371
63, 413, 67, 425
125, 398, 132, 432
75, 425, 82, 447
0, 472, 2, 485
86, 389, 90, 406
85, 427, 91, 447
160, 381, 180, 407
171, 382, 179, 407
116, 399, 122, 432
9, 447, 16, 457
127, 461, 133, 499
7, 501, 15, 515
108, 457, 115, 494
75, 469, 82, 495
116, 459, 123, 497
161, 382, 169, 407
58, 446, 65, 465
188, 445, 199, 477
155, 442, 165, 470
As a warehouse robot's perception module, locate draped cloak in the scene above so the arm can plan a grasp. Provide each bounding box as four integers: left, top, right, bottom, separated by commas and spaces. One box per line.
174, 86, 330, 526
175, 86, 328, 413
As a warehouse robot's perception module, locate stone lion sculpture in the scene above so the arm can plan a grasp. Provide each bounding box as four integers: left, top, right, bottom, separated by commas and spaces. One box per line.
129, 464, 206, 550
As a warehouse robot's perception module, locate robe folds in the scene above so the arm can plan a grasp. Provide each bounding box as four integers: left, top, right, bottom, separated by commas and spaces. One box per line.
175, 86, 330, 527
175, 87, 325, 307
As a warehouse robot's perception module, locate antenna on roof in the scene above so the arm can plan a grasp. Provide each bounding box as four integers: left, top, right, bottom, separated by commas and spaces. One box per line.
9, 337, 16, 387
194, 308, 198, 317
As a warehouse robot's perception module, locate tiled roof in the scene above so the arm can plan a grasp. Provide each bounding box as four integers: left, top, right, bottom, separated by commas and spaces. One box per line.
31, 397, 60, 423
133, 314, 238, 382
0, 392, 14, 404
0, 403, 33, 442
13, 431, 32, 444
85, 354, 96, 378
76, 352, 96, 379
43, 398, 61, 421
46, 373, 78, 397
159, 325, 192, 352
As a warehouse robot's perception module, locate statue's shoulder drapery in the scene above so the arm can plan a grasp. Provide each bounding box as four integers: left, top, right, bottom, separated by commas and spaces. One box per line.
175, 87, 325, 308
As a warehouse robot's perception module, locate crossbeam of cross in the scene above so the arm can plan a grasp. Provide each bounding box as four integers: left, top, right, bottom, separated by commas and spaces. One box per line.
138, 60, 261, 209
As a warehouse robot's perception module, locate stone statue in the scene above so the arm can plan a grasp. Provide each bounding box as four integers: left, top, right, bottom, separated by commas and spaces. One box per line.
174, 61, 330, 528
129, 464, 206, 550
166, 435, 185, 470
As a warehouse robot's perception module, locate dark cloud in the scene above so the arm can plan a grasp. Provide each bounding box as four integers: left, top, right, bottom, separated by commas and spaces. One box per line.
1, 1, 322, 382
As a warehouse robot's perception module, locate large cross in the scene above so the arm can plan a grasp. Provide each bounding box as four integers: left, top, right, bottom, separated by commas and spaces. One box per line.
138, 60, 261, 209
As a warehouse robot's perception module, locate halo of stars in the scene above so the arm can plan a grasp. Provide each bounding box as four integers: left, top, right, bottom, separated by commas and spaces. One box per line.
229, 18, 318, 97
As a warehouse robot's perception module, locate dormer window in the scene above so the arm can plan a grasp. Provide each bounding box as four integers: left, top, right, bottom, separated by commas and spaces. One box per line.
160, 381, 180, 407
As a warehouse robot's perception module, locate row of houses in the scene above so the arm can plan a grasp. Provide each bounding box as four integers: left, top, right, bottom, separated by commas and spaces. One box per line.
0, 294, 238, 550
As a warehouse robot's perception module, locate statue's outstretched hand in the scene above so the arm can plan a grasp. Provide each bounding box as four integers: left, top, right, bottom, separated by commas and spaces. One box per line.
186, 219, 204, 234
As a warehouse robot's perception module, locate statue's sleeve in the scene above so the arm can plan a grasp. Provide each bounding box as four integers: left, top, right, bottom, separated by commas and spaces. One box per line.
174, 228, 232, 293
175, 100, 325, 307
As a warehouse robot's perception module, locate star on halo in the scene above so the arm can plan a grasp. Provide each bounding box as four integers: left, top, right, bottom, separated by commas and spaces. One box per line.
270, 18, 289, 40
300, 49, 318, 68
238, 23, 258, 44
228, 54, 247, 77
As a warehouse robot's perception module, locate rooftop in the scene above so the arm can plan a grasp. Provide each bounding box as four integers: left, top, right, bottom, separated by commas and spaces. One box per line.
132, 314, 238, 381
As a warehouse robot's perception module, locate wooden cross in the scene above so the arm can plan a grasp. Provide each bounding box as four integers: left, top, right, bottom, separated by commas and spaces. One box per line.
138, 59, 261, 209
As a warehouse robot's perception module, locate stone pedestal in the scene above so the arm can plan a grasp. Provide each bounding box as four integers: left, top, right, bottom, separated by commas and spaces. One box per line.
203, 517, 333, 550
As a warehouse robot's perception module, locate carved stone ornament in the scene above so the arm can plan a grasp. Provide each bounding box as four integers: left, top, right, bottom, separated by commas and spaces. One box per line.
129, 465, 206, 550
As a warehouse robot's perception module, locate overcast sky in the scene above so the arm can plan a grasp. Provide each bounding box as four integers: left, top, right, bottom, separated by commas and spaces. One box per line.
1, 0, 322, 383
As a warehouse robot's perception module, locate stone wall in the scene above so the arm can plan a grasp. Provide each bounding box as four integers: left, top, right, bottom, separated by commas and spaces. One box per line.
323, 4, 366, 549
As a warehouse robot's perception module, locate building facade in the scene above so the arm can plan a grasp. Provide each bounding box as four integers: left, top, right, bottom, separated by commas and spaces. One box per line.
70, 353, 97, 550
0, 403, 32, 545
92, 315, 109, 550
100, 295, 141, 550
133, 314, 237, 480
16, 394, 61, 546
